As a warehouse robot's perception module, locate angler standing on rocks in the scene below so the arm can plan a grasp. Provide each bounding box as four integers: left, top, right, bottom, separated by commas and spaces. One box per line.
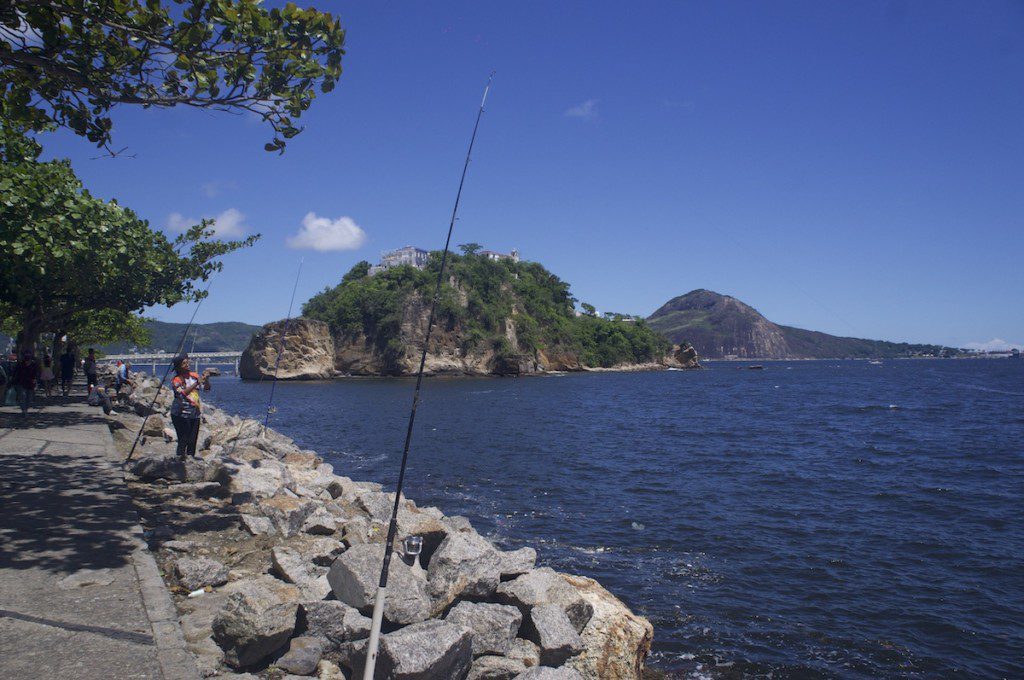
170, 354, 212, 458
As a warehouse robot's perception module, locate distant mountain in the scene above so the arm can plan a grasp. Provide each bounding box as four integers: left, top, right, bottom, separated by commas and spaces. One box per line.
101, 321, 262, 354
647, 289, 959, 359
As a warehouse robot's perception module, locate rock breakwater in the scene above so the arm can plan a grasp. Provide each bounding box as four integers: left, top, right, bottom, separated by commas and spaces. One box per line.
109, 373, 652, 679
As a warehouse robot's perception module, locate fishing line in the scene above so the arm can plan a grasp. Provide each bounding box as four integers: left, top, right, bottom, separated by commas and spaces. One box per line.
125, 276, 216, 462
362, 72, 495, 679
262, 257, 304, 430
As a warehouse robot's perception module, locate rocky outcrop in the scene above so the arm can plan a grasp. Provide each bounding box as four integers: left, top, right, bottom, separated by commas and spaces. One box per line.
247, 307, 701, 378
210, 577, 300, 668
563, 574, 653, 680
663, 343, 701, 369
239, 318, 335, 380
110, 372, 653, 678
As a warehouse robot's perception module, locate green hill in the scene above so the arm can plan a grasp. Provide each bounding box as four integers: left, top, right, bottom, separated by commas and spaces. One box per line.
100, 321, 262, 354
647, 289, 961, 359
301, 253, 674, 374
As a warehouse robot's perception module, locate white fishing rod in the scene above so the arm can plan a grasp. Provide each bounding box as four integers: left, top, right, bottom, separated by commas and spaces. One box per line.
263, 257, 304, 430
362, 72, 494, 680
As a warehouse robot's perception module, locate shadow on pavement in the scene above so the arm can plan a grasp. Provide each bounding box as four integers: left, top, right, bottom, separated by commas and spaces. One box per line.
0, 448, 138, 574
0, 399, 108, 431
0, 608, 154, 646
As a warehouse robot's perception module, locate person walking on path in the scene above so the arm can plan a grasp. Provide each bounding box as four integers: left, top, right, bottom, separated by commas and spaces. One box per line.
170, 354, 212, 458
1, 353, 17, 406
59, 347, 76, 397
13, 350, 41, 415
40, 354, 55, 397
114, 359, 134, 395
83, 348, 98, 395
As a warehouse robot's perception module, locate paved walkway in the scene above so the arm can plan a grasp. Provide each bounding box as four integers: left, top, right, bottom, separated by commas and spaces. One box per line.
0, 396, 198, 680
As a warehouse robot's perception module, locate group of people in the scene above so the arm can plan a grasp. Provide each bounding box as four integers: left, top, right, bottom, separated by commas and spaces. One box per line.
2, 345, 212, 460
0, 346, 135, 416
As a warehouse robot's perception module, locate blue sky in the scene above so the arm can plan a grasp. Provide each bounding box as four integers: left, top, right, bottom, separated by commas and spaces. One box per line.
41, 1, 1024, 349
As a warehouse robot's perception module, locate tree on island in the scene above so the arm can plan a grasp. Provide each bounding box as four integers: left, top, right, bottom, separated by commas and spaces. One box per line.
580, 302, 597, 316
0, 124, 258, 352
0, 0, 346, 152
458, 243, 483, 256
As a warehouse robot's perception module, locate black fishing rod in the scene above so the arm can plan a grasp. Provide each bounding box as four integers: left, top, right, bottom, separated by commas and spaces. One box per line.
263, 257, 304, 430
362, 72, 494, 679
125, 278, 215, 462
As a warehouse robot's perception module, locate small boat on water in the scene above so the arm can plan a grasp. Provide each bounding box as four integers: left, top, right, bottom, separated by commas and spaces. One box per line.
869, 360, 883, 365
739, 364, 765, 370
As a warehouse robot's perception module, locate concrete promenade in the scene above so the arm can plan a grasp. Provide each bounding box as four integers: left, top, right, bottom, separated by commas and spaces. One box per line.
0, 396, 198, 679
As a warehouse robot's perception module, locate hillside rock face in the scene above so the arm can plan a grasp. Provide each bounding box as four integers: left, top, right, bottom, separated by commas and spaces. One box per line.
239, 318, 335, 380
332, 295, 585, 377
647, 289, 954, 360
647, 289, 791, 359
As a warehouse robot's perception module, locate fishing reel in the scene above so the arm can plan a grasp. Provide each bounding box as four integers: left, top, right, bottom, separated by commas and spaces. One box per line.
400, 535, 424, 574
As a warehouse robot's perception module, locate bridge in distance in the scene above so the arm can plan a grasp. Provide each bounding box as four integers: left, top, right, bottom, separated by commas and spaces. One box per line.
102, 351, 243, 374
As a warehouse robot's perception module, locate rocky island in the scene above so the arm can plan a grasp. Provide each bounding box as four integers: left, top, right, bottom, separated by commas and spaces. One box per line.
111, 371, 653, 679
241, 251, 699, 379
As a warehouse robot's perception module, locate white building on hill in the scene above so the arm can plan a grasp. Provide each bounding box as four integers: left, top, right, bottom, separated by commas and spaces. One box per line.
369, 246, 430, 275
480, 248, 520, 263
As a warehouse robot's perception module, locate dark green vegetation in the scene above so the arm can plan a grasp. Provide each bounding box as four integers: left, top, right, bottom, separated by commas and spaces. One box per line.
1, 0, 345, 152
100, 321, 261, 355
302, 253, 671, 371
779, 326, 960, 360
648, 289, 962, 359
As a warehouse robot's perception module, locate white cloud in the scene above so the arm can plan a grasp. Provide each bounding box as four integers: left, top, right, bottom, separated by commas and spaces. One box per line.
201, 180, 237, 198
165, 208, 249, 238
286, 212, 367, 252
564, 99, 598, 120
964, 338, 1023, 352
165, 212, 196, 232
210, 208, 247, 237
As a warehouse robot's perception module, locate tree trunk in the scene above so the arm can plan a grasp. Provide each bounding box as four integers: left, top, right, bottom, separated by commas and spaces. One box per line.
51, 332, 64, 378
16, 316, 43, 355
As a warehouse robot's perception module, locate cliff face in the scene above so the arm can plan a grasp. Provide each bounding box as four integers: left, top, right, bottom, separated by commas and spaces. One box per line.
239, 318, 336, 380
648, 289, 790, 359
333, 295, 584, 376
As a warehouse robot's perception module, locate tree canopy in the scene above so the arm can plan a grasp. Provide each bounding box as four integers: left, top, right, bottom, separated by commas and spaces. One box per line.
302, 252, 671, 371
0, 0, 345, 152
0, 123, 258, 349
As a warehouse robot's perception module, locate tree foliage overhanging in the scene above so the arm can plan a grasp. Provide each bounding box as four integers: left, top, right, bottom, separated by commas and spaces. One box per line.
0, 0, 345, 152
302, 253, 672, 369
0, 123, 258, 349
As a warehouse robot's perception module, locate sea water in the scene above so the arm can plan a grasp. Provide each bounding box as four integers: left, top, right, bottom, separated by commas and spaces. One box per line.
207, 359, 1024, 677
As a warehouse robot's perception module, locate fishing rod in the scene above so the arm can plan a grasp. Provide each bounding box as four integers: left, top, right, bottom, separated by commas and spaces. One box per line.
125, 277, 215, 462
362, 71, 494, 680
262, 257, 304, 430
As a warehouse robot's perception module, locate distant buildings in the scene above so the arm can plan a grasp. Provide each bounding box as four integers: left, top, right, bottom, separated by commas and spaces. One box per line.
480, 249, 520, 263
369, 245, 519, 275
368, 246, 430, 275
